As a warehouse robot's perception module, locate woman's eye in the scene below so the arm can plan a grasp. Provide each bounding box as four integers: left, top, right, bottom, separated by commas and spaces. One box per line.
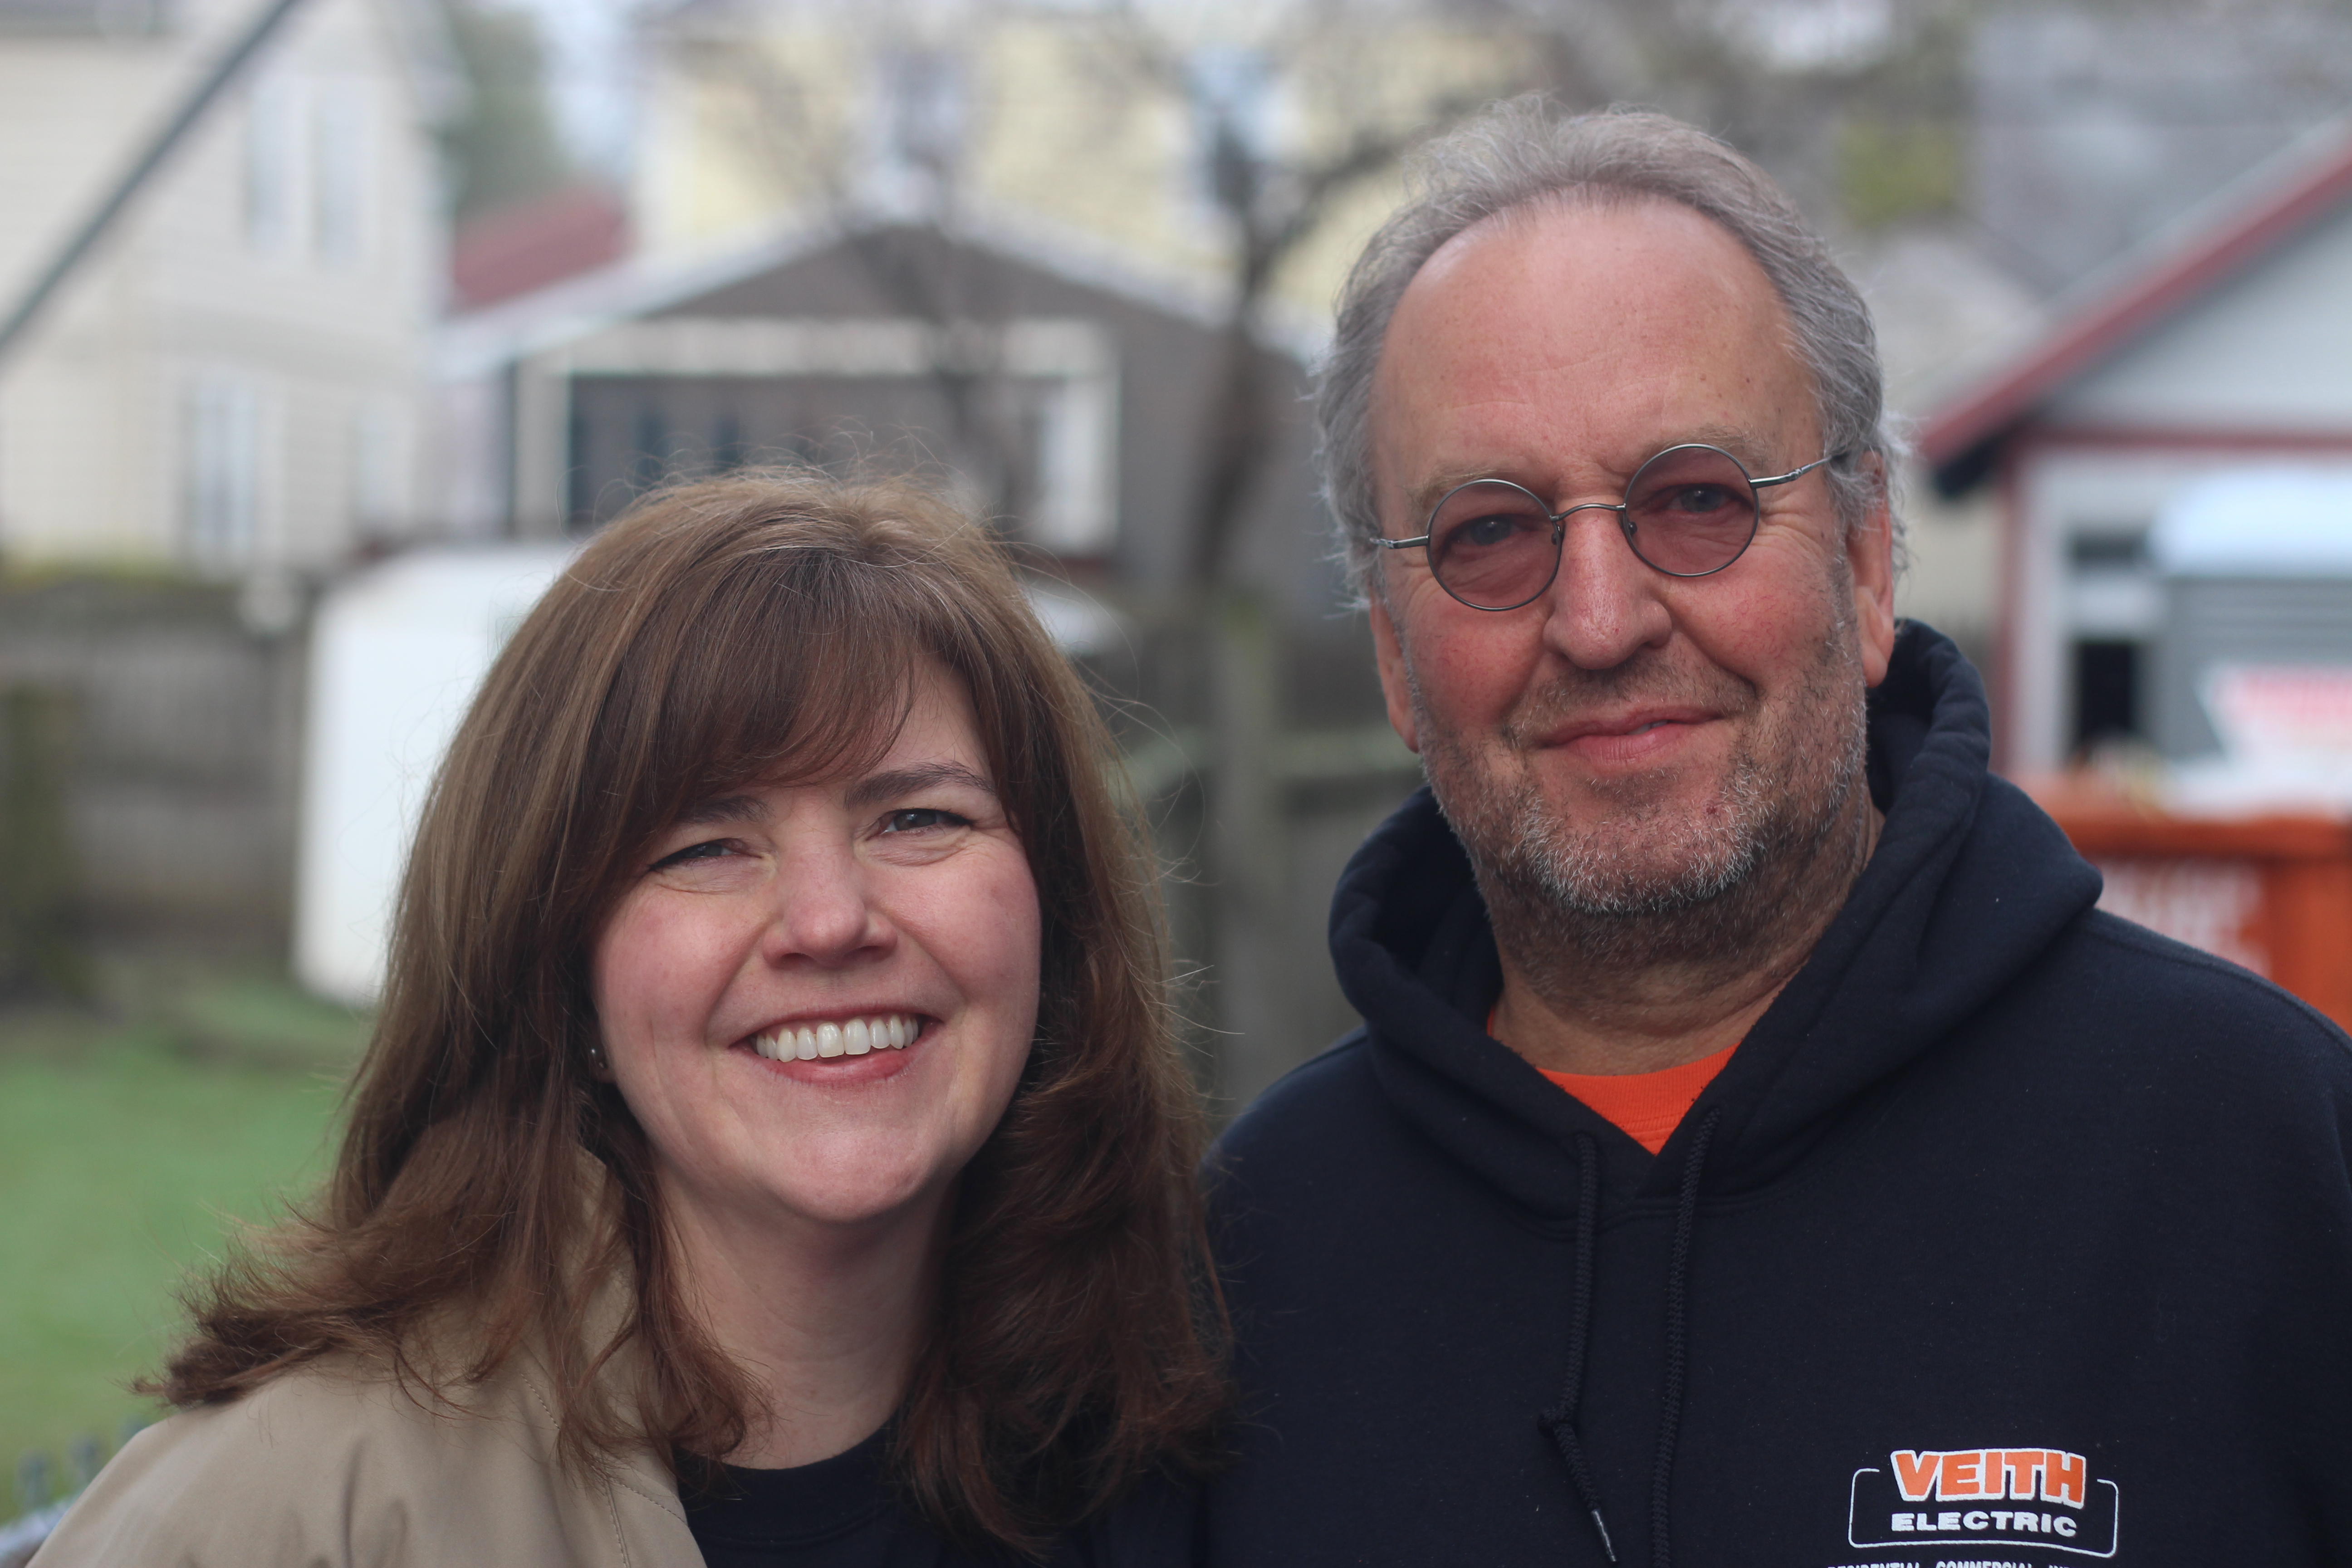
880, 808, 969, 835
651, 839, 735, 870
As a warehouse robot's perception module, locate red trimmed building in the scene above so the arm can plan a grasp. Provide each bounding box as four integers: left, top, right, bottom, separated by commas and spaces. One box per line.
1921, 116, 2352, 772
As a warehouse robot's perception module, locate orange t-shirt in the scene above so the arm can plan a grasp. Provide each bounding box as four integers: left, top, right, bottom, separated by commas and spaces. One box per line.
1488, 1004, 1736, 1154
1539, 1046, 1736, 1155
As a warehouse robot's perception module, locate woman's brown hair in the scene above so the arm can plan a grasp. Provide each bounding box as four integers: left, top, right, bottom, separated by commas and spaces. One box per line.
157, 470, 1227, 1549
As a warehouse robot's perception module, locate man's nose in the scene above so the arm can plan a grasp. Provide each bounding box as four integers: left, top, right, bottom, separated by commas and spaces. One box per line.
758, 842, 892, 966
1538, 508, 1674, 669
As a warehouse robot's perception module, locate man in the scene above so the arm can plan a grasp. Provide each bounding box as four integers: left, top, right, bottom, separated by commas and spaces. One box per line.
1201, 101, 2352, 1567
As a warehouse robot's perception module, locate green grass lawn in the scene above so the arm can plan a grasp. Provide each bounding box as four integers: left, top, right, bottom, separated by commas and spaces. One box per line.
0, 980, 363, 1488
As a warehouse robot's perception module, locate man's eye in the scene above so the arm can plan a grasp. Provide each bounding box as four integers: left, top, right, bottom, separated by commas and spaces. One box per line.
880, 808, 969, 835
1458, 514, 1536, 549
1661, 483, 1740, 516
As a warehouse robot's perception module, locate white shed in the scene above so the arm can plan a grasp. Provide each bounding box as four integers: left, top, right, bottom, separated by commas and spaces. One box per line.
294, 544, 577, 1003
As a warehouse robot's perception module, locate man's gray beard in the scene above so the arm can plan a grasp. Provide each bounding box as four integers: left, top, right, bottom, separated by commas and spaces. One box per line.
1418, 622, 1871, 980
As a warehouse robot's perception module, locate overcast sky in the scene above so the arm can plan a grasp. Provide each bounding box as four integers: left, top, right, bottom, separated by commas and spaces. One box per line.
506, 0, 639, 176
491, 0, 1908, 181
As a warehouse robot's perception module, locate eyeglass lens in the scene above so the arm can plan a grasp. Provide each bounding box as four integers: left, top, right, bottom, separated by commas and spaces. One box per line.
1425, 445, 1763, 609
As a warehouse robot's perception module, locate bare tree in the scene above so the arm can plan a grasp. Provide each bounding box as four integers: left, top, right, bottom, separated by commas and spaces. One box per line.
1062, 5, 1542, 588
653, 0, 1042, 515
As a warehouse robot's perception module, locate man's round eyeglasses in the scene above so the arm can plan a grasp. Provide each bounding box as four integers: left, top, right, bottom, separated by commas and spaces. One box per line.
1374, 444, 1849, 612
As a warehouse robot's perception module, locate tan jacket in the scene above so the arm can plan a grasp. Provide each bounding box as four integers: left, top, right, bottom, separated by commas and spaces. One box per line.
29, 1355, 701, 1567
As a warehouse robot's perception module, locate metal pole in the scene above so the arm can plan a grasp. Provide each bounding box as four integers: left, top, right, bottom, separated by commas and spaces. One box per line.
0, 0, 312, 363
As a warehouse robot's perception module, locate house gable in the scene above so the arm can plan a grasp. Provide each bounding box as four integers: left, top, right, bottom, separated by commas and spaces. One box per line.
2045, 197, 2352, 431
500, 224, 1334, 610
1922, 118, 2352, 491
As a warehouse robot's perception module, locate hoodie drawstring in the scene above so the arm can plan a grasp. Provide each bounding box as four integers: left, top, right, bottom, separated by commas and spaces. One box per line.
1648, 1107, 1720, 1568
1538, 1132, 1617, 1561
1539, 1108, 1722, 1566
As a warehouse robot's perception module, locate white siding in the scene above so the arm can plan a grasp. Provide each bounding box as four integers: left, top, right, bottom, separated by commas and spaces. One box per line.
0, 0, 444, 574
2048, 201, 2352, 429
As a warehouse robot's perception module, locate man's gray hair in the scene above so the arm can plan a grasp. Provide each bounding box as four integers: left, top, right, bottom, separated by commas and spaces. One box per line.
1319, 99, 1900, 600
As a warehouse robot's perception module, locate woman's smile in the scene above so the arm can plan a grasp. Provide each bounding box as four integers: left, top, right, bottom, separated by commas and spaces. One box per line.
749, 1013, 923, 1061
740, 1011, 932, 1086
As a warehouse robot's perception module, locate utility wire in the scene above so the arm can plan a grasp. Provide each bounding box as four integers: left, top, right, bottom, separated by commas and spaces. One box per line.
0, 0, 313, 363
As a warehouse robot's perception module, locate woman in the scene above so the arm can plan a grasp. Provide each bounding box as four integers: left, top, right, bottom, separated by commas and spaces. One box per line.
35, 471, 1225, 1566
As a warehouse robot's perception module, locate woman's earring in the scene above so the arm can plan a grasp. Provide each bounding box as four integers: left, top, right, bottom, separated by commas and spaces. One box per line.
586, 1040, 608, 1076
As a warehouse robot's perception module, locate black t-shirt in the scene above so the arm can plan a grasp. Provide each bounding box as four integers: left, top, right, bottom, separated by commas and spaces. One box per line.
681, 1426, 1196, 1568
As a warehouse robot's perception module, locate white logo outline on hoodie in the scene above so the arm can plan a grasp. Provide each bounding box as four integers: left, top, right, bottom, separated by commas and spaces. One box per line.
1846, 1445, 2120, 1558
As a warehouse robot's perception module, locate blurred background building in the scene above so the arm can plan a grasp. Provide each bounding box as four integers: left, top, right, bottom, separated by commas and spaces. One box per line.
10, 0, 2352, 1068
6, 0, 2352, 1503
0, 0, 448, 574
0, 0, 448, 977
1926, 113, 2352, 775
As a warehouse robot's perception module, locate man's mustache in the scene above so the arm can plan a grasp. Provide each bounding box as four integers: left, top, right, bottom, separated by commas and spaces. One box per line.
1498, 656, 1759, 750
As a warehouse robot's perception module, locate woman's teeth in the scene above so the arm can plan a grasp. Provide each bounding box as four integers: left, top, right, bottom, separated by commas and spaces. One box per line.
754, 1014, 920, 1062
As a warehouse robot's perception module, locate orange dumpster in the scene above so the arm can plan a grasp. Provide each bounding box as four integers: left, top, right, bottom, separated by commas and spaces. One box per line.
2024, 774, 2352, 1031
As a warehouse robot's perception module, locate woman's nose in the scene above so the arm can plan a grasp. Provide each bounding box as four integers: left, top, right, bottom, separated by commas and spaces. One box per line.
758, 841, 891, 966
1539, 509, 1673, 670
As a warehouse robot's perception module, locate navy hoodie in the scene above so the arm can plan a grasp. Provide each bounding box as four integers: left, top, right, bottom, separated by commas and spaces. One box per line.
1200, 624, 2352, 1567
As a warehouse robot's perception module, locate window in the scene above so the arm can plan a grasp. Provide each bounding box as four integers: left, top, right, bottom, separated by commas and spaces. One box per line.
245, 74, 370, 266
1026, 372, 1115, 556
2072, 639, 2142, 753
184, 373, 262, 571
631, 404, 667, 492
311, 88, 368, 265
712, 412, 745, 473
2063, 521, 2160, 754
351, 397, 408, 534
244, 78, 296, 254
2069, 532, 2148, 571
557, 318, 1120, 550
567, 406, 594, 524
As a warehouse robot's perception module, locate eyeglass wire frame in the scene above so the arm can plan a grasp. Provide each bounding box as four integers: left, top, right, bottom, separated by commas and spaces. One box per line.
1373, 444, 1851, 612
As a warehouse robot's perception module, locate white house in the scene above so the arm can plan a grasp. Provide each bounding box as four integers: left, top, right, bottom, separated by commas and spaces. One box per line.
1921, 113, 2352, 773
0, 0, 451, 583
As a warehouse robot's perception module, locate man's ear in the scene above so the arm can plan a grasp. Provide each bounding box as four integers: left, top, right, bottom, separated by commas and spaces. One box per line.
1847, 454, 1898, 687
1368, 591, 1422, 754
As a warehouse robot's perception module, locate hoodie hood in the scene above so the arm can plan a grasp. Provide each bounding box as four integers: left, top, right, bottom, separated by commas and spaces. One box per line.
1328, 622, 2103, 1215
